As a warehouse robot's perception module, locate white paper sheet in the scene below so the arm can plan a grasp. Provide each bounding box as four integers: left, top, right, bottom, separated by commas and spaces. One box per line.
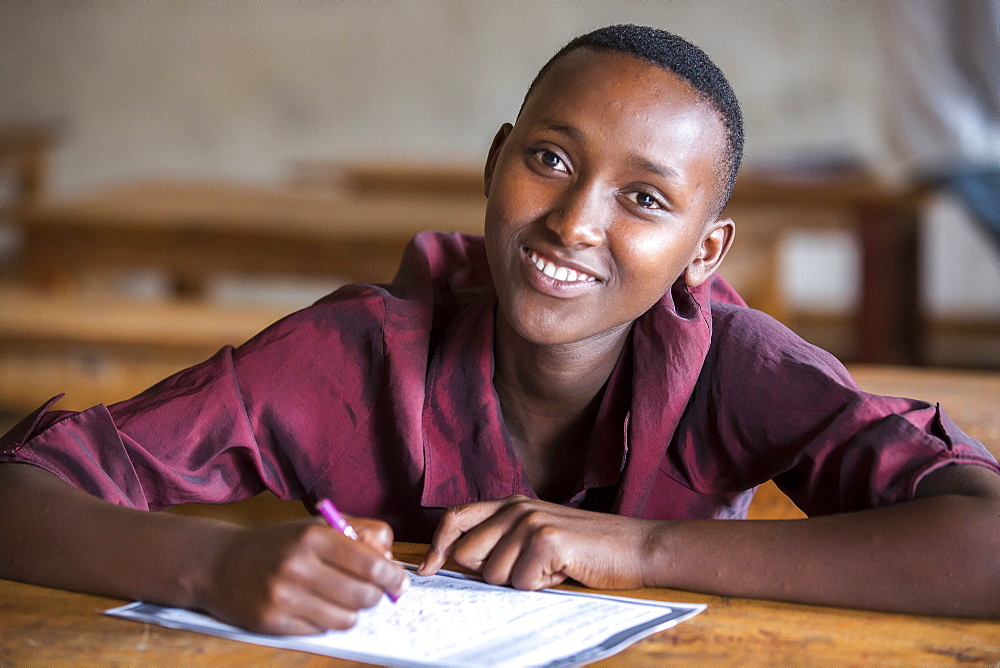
106, 564, 705, 666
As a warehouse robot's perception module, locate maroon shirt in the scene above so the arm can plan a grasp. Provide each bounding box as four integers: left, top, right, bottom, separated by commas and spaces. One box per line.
2, 232, 997, 541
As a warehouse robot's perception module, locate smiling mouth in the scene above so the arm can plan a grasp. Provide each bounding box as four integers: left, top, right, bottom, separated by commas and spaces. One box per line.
527, 249, 598, 283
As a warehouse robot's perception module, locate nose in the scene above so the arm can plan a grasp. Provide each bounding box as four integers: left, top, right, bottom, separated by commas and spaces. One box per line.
544, 181, 608, 249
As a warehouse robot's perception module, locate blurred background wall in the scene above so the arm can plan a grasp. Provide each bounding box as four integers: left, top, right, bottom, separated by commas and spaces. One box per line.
2, 0, 997, 349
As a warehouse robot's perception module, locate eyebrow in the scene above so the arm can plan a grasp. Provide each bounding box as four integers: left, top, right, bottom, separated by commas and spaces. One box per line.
541, 122, 584, 142
540, 121, 681, 182
626, 155, 680, 182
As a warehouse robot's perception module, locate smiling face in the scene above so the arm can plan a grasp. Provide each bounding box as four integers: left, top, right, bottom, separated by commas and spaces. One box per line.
484, 48, 735, 347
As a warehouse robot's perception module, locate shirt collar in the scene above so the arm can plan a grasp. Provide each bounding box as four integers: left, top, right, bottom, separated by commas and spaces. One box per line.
615, 279, 714, 516
419, 277, 715, 511
420, 285, 527, 508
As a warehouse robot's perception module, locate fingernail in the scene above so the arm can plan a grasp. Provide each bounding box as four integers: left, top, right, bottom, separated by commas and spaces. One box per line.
388, 575, 409, 603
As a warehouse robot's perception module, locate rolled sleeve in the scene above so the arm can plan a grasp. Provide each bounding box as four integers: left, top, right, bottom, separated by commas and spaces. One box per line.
675, 304, 1000, 517
1, 402, 147, 508
777, 398, 1000, 515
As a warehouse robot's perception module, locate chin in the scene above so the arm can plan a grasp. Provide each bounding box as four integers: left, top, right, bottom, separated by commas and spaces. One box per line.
501, 306, 572, 346
513, 309, 613, 347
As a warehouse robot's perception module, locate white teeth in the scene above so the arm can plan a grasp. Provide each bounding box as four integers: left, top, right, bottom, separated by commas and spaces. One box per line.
528, 251, 596, 283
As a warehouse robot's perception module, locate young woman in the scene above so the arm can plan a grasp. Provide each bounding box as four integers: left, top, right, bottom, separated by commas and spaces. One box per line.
2, 26, 997, 634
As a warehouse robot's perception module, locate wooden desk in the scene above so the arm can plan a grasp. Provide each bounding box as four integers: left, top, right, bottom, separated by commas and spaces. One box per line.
2, 542, 996, 665
0, 124, 53, 221
23, 180, 486, 295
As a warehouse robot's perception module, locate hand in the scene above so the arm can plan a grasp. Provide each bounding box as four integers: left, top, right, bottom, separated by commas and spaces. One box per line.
417, 495, 654, 591
201, 516, 408, 635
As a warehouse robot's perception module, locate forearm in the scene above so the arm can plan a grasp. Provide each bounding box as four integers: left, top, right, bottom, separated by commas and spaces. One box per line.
644, 493, 999, 617
0, 463, 236, 609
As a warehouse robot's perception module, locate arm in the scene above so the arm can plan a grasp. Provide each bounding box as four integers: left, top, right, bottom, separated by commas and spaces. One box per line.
419, 464, 999, 618
0, 463, 408, 634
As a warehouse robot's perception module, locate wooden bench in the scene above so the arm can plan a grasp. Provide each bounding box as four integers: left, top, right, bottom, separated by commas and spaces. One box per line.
22, 180, 487, 298
0, 124, 52, 221
1, 286, 292, 412
291, 159, 484, 198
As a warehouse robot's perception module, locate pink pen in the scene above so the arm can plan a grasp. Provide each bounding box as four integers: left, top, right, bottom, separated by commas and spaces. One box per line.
316, 498, 400, 602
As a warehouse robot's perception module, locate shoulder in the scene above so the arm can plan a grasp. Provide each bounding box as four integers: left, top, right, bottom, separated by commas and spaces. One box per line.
653, 300, 862, 497
248, 231, 493, 346
697, 304, 880, 463
633, 275, 857, 398
381, 232, 494, 345
706, 300, 857, 390
227, 235, 489, 425
683, 301, 868, 463
386, 231, 493, 319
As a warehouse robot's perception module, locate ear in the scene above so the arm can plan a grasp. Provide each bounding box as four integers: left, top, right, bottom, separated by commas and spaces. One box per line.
483, 123, 514, 198
684, 218, 735, 287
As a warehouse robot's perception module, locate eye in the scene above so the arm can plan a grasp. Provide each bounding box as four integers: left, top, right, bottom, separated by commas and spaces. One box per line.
625, 191, 664, 210
533, 149, 569, 173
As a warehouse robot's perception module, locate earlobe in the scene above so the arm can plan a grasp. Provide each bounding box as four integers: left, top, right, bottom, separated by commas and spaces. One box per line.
483, 123, 514, 198
685, 218, 735, 287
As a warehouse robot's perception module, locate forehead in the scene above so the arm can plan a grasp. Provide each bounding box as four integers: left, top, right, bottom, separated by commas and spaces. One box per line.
518, 48, 726, 176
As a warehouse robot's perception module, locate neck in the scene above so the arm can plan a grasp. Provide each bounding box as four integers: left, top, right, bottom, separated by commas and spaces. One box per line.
493, 312, 630, 413
492, 311, 630, 501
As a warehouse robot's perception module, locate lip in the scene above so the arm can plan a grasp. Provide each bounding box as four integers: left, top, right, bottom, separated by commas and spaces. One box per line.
520, 246, 604, 298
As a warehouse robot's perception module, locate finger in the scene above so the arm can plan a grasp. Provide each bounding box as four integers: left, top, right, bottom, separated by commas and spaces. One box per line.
311, 527, 409, 601
308, 558, 388, 612
228, 575, 362, 635
508, 524, 570, 591
350, 517, 395, 559
280, 594, 362, 634
477, 517, 526, 585
449, 511, 525, 573
418, 499, 510, 575
479, 509, 562, 587
267, 591, 362, 634
311, 563, 408, 609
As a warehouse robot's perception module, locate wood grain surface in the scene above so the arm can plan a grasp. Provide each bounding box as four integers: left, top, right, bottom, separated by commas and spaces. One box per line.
2, 543, 996, 666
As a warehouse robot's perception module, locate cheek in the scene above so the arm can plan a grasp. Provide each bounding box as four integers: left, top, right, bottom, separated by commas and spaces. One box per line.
484, 196, 516, 250
488, 162, 557, 230
613, 227, 696, 288
484, 184, 525, 246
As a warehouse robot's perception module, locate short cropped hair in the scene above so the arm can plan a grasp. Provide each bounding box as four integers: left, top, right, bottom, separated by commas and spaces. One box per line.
522, 24, 744, 217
